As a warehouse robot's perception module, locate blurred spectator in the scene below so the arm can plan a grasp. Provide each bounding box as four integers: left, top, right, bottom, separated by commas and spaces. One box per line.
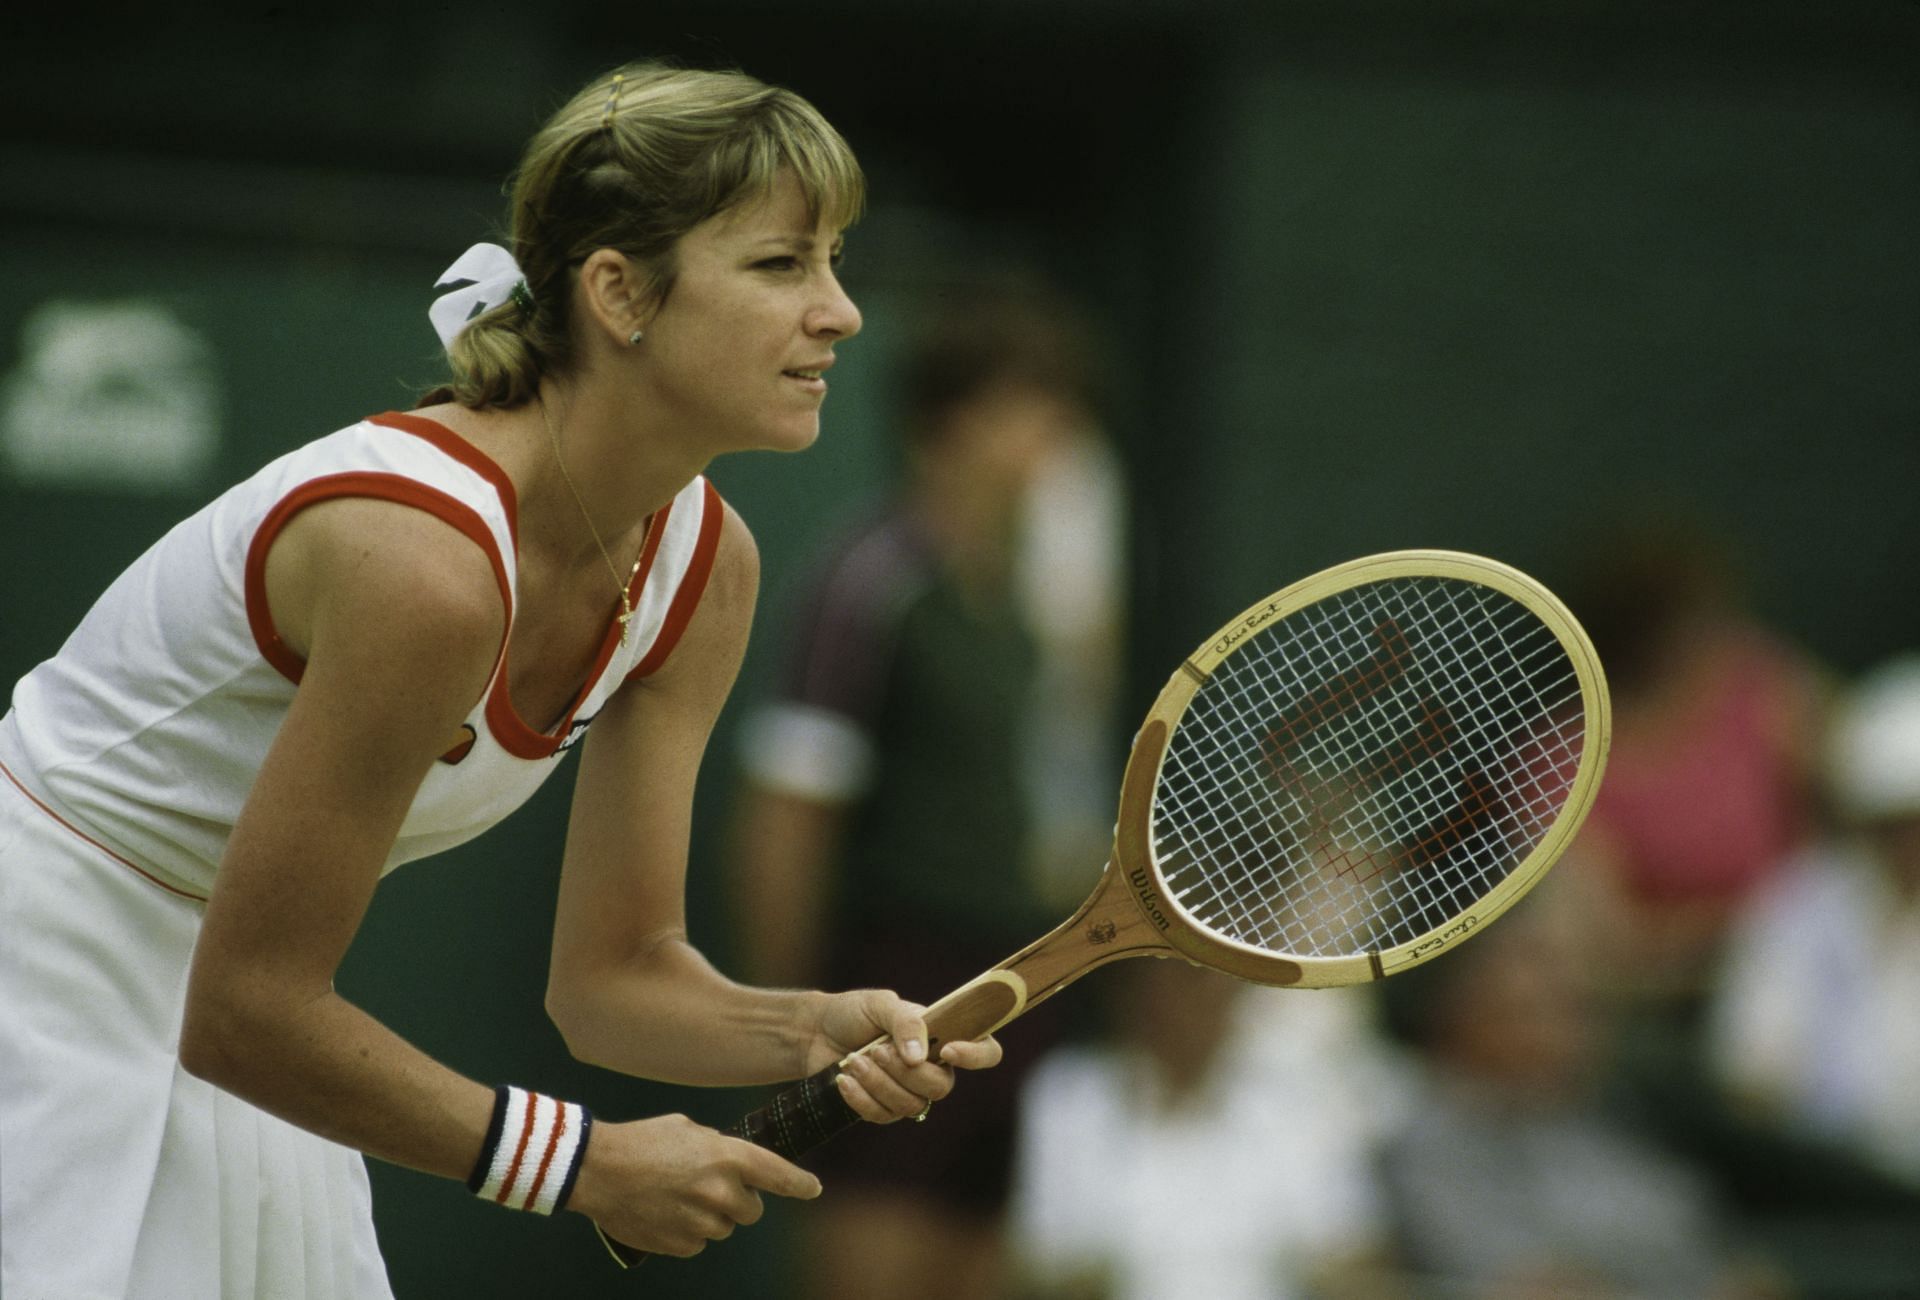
1563, 515, 1826, 1006
1708, 654, 1920, 1186
1009, 962, 1402, 1300
1378, 897, 1773, 1300
727, 281, 1126, 1300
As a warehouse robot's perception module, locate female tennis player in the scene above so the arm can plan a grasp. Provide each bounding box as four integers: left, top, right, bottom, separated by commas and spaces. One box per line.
0, 62, 997, 1299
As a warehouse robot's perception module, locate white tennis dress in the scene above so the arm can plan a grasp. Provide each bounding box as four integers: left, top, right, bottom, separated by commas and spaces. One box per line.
0, 411, 724, 1299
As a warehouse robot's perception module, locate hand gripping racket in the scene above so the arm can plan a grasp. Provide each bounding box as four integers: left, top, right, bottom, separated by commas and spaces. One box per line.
596, 548, 1610, 1266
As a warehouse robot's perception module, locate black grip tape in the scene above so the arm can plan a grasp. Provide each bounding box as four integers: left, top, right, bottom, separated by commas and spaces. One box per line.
725, 1062, 861, 1159
598, 1062, 862, 1269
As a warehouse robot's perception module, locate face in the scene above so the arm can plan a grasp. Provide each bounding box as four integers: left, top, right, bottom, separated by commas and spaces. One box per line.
634, 169, 861, 457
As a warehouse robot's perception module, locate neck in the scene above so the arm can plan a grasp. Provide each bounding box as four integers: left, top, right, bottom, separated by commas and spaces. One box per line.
523, 378, 705, 573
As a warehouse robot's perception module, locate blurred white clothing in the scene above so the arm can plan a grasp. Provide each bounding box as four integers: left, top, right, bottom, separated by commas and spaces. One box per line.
1010, 987, 1397, 1300
1708, 843, 1920, 1184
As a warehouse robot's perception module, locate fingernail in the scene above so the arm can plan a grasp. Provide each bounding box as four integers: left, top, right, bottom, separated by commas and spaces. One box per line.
904, 1039, 926, 1064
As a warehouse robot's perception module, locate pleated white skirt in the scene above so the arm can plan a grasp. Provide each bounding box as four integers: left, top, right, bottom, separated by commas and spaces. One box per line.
0, 770, 394, 1300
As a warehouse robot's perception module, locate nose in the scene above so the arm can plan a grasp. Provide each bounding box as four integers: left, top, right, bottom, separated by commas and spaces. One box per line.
809, 272, 862, 341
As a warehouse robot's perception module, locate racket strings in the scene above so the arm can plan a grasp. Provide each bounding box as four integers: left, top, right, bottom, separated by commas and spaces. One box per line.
1152, 576, 1586, 958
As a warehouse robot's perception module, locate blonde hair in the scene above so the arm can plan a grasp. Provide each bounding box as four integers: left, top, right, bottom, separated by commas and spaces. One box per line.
426, 62, 865, 409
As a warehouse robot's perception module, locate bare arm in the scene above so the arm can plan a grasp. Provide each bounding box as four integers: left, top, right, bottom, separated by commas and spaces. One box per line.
544, 504, 999, 1105
180, 498, 822, 1257
180, 496, 509, 1185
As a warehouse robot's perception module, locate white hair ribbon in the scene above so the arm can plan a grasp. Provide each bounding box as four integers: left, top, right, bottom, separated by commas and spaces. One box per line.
429, 243, 527, 352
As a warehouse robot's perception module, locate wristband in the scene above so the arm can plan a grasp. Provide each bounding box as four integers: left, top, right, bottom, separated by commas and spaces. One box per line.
467, 1085, 593, 1216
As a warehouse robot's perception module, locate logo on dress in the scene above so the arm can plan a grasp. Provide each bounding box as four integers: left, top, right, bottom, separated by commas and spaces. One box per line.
438, 724, 478, 766
556, 712, 599, 755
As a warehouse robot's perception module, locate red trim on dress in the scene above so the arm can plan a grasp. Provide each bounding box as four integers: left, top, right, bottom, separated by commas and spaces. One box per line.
484, 500, 673, 760
628, 480, 725, 681
0, 758, 209, 903
369, 411, 521, 548
244, 473, 513, 695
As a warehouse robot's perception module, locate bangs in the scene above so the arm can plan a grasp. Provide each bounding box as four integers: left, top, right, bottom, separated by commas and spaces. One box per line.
712, 92, 867, 232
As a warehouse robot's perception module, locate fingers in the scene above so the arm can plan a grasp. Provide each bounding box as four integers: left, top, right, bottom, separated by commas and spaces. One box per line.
819, 990, 1006, 1125
937, 1033, 1003, 1071
584, 1114, 818, 1259
883, 995, 931, 1065
836, 1039, 953, 1122
733, 1136, 823, 1201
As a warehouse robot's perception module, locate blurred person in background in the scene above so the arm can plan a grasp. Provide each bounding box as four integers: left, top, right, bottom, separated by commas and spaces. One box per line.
1377, 892, 1778, 1300
728, 282, 1127, 1299
1561, 515, 1825, 1011
0, 62, 1003, 1299
1708, 654, 1920, 1187
1009, 960, 1404, 1300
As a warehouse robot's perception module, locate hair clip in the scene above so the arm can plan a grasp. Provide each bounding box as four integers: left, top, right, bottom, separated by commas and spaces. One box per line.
600, 73, 625, 131
509, 280, 535, 315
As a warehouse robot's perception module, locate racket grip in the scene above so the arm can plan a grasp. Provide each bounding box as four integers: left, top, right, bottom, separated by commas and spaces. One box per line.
723, 1062, 862, 1158
595, 1064, 859, 1269
598, 972, 1026, 1266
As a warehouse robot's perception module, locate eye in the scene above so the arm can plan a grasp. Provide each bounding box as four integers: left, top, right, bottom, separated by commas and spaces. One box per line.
754, 255, 802, 272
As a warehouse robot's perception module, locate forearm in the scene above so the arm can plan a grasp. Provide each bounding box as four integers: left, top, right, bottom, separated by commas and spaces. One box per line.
548, 933, 834, 1086
180, 982, 494, 1186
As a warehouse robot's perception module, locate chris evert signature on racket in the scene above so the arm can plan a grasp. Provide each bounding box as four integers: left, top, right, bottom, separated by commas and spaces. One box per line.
596, 548, 1611, 1267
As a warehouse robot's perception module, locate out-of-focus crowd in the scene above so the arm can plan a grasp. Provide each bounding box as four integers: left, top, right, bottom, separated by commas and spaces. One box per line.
1000, 520, 1920, 1300
726, 283, 1920, 1300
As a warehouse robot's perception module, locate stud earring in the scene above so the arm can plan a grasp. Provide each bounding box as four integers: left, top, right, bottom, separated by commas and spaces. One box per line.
628, 329, 644, 346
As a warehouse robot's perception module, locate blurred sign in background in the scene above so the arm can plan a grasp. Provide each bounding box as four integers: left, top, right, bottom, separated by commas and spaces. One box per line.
2, 3, 1914, 1296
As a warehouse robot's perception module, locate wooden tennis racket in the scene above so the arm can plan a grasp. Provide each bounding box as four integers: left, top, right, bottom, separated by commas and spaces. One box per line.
597, 548, 1610, 1266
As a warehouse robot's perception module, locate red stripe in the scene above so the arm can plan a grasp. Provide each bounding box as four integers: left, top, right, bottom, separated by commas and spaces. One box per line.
0, 759, 208, 903
627, 480, 725, 681
369, 411, 520, 548
244, 474, 513, 687
524, 1101, 570, 1209
496, 1092, 544, 1207
486, 502, 672, 760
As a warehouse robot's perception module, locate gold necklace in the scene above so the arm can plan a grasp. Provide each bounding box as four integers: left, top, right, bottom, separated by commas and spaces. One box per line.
540, 395, 647, 646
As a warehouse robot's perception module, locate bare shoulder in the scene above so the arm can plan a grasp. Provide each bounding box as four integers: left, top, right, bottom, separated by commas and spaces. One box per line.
706, 498, 760, 617
267, 495, 506, 665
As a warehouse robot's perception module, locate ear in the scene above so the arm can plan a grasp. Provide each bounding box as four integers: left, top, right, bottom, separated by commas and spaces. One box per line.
575, 248, 655, 346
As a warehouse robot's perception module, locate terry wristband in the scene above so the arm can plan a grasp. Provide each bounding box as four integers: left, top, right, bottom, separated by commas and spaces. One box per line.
467, 1085, 593, 1216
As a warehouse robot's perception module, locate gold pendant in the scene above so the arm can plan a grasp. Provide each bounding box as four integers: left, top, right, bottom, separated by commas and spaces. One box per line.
617, 600, 633, 647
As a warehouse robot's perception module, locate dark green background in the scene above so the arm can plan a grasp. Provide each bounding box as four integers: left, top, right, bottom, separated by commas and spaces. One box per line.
2, 3, 1915, 1296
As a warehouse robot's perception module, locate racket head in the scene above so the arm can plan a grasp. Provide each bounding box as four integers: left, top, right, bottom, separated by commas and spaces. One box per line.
1120, 550, 1610, 988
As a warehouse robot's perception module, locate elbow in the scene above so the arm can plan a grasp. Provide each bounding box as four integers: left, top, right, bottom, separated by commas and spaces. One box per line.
544, 979, 615, 1068
545, 929, 684, 1070
178, 964, 300, 1093
177, 986, 250, 1089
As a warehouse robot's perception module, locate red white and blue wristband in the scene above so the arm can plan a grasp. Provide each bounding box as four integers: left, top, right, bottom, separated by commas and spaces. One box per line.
468, 1085, 593, 1216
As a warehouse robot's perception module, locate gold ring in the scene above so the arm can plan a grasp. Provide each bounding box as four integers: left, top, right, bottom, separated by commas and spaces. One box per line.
910, 1098, 933, 1124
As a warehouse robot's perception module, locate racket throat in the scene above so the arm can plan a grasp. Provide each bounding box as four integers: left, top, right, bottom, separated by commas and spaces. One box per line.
925, 859, 1176, 1050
